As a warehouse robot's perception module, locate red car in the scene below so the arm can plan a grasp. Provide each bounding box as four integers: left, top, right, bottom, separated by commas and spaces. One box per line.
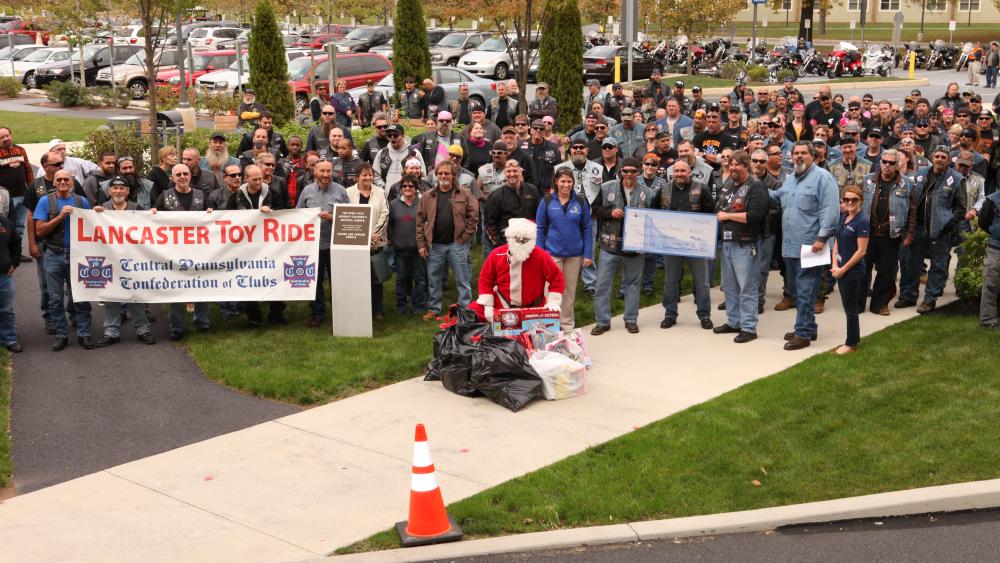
287, 52, 391, 113
155, 49, 239, 92
295, 25, 356, 48
0, 19, 50, 45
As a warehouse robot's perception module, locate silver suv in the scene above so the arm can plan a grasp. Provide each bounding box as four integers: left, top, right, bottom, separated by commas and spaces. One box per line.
430, 32, 491, 67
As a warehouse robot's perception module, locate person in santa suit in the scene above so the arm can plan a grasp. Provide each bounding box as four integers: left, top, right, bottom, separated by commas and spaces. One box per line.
472, 217, 565, 322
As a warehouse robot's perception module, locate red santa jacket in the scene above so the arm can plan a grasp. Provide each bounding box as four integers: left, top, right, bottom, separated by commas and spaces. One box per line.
472, 244, 565, 320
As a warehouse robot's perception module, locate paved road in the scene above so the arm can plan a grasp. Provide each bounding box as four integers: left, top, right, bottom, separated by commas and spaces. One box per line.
9, 262, 299, 495
455, 509, 1000, 562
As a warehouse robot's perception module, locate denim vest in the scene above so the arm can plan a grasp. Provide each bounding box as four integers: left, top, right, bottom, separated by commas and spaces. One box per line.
911, 166, 963, 240
862, 172, 912, 239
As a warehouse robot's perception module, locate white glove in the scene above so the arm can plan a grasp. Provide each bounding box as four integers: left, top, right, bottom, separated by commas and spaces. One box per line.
545, 292, 562, 312
484, 306, 494, 322
477, 294, 495, 322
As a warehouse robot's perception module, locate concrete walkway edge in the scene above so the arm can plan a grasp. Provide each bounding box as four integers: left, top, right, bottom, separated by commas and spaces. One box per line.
330, 478, 1000, 562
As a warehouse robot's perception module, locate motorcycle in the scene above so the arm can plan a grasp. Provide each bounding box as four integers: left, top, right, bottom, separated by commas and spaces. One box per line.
897, 42, 928, 69
926, 40, 959, 70
955, 42, 974, 71
827, 41, 863, 78
862, 44, 895, 77
797, 48, 827, 77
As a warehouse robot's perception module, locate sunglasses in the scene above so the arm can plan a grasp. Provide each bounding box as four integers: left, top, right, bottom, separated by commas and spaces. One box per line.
401, 184, 416, 189
515, 122, 528, 126
386, 133, 401, 138
321, 111, 335, 116
46, 161, 64, 167
174, 172, 191, 177
751, 158, 767, 164
225, 172, 243, 178
261, 162, 275, 167
595, 126, 608, 130
766, 152, 781, 157
842, 197, 861, 203
54, 177, 72, 182
881, 160, 897, 166
374, 124, 387, 129
438, 119, 452, 124
620, 168, 639, 174
490, 150, 507, 156
643, 162, 657, 166
570, 145, 587, 150
531, 126, 544, 131
979, 116, 993, 120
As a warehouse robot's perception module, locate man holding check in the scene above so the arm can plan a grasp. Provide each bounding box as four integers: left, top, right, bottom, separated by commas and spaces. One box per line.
769, 141, 840, 351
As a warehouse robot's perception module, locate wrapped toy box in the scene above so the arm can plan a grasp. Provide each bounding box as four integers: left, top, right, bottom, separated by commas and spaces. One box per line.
492, 307, 560, 338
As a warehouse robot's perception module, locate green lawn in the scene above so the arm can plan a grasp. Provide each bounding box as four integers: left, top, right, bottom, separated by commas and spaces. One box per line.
0, 110, 108, 143
0, 350, 10, 491
340, 312, 998, 553
185, 250, 691, 404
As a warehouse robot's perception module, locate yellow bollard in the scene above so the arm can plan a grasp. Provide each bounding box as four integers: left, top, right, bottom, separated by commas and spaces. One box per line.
909, 51, 915, 79
614, 56, 621, 84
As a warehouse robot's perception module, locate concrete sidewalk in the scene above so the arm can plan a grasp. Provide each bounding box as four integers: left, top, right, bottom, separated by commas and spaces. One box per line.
0, 281, 949, 563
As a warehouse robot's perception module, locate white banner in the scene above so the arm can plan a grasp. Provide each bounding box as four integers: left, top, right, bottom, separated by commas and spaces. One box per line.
70, 208, 322, 303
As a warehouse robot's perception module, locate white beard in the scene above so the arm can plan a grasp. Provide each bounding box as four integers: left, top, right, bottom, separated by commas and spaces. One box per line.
206, 148, 229, 170
507, 240, 534, 263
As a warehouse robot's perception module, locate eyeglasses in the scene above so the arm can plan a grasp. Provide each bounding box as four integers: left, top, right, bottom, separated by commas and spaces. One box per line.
54, 178, 72, 183
595, 125, 608, 130
602, 145, 616, 150
321, 112, 335, 116
979, 116, 993, 120
225, 172, 243, 178
620, 168, 639, 174
643, 162, 657, 166
438, 119, 452, 124
751, 158, 767, 164
842, 197, 861, 203
46, 161, 64, 167
174, 172, 191, 177
514, 122, 528, 127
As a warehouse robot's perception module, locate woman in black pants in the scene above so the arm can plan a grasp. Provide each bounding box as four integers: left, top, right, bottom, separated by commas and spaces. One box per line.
831, 185, 870, 355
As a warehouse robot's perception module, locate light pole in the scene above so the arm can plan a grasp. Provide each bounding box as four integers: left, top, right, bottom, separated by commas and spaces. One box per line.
176, 11, 189, 109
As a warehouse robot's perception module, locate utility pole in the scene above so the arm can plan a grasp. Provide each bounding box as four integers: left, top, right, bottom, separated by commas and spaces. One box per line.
176, 10, 189, 108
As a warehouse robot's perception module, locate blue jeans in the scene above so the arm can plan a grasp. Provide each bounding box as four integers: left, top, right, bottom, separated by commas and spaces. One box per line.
427, 241, 472, 314
785, 257, 823, 339
11, 195, 25, 241
395, 252, 428, 313
0, 274, 16, 345
580, 229, 598, 290
758, 235, 776, 306
168, 302, 210, 335
900, 232, 953, 305
219, 301, 242, 319
987, 65, 998, 88
103, 301, 151, 338
722, 242, 760, 333
311, 250, 332, 319
662, 255, 711, 320
44, 249, 91, 338
643, 254, 663, 291
594, 249, 643, 325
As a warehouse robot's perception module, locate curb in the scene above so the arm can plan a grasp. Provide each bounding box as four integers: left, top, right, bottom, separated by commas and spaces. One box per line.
328, 477, 1000, 562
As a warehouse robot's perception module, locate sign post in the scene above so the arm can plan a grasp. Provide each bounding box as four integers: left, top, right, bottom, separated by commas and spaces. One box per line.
621, 0, 637, 83
891, 12, 904, 58
949, 20, 956, 43
330, 204, 374, 337
751, 0, 765, 52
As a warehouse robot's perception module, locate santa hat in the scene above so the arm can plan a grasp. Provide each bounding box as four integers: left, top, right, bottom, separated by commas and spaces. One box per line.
505, 218, 536, 242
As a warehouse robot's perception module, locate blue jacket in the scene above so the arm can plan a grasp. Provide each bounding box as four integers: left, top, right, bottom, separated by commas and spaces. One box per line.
911, 166, 967, 241
536, 193, 593, 259
771, 163, 841, 258
861, 172, 914, 239
655, 114, 693, 147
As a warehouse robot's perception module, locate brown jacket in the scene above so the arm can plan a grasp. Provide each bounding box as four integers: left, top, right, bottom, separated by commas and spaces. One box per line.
416, 185, 479, 250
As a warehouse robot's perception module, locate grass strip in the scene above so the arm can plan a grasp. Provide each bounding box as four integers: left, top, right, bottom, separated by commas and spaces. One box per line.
340, 313, 998, 552
0, 351, 10, 490
0, 109, 107, 143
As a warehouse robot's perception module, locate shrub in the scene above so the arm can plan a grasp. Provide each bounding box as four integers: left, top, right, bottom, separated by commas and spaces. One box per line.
248, 1, 295, 125
392, 0, 431, 94
0, 77, 21, 98
538, 0, 584, 133
954, 227, 989, 300
198, 91, 238, 115
44, 81, 83, 107
154, 85, 180, 111
719, 60, 748, 81
775, 69, 797, 83
74, 128, 151, 177
746, 65, 770, 83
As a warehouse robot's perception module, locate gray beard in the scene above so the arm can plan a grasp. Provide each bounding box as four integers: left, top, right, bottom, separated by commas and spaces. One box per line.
571, 154, 587, 166
794, 161, 809, 175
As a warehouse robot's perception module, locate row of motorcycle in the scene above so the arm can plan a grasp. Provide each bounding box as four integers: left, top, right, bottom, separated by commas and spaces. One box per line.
898, 40, 986, 71
636, 37, 895, 82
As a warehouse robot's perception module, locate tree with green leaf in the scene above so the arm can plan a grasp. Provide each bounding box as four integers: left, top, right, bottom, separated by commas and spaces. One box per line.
538, 0, 584, 133
249, 0, 295, 125
392, 0, 431, 93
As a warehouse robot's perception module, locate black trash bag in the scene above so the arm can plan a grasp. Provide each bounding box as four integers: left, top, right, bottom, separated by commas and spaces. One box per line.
470, 335, 544, 412
425, 306, 490, 397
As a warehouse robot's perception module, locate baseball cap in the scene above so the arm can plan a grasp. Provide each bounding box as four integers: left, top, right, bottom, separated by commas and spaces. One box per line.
243, 88, 255, 95
706, 103, 721, 113
811, 139, 827, 148
910, 89, 922, 97
601, 137, 618, 148
848, 101, 861, 109
728, 107, 741, 114
210, 133, 227, 141
651, 68, 662, 76
654, 131, 671, 140
783, 75, 795, 83
843, 123, 861, 133
674, 80, 685, 88
980, 108, 994, 118
492, 141, 509, 152
612, 82, 623, 89
913, 117, 930, 127
956, 107, 972, 117
530, 119, 546, 129
384, 124, 403, 135
839, 136, 857, 146
961, 128, 978, 138
437, 111, 453, 121
108, 176, 128, 188
405, 76, 416, 83
536, 82, 549, 90
749, 133, 766, 142
47, 139, 66, 150
569, 138, 588, 148
501, 125, 517, 134
867, 127, 883, 138
586, 79, 601, 87
447, 144, 464, 157
899, 124, 914, 133
621, 112, 634, 120
957, 151, 974, 166
585, 112, 599, 120
470, 101, 485, 113
692, 85, 702, 92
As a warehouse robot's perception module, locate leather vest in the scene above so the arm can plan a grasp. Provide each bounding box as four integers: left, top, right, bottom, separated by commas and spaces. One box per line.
162, 188, 205, 211
660, 180, 705, 212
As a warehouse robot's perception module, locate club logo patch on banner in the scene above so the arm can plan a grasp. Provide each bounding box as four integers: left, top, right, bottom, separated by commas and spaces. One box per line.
78, 256, 113, 289
283, 255, 317, 288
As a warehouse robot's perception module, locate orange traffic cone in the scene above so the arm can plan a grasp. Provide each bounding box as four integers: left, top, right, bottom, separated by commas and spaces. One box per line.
395, 423, 463, 547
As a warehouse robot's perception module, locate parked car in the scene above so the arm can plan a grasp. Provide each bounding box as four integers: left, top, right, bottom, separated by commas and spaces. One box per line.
373, 29, 452, 62
187, 27, 243, 50
287, 52, 393, 113
108, 24, 165, 47
0, 20, 50, 45
34, 44, 142, 87
1, 32, 35, 47
582, 45, 659, 83
197, 49, 311, 96
0, 44, 41, 62
336, 26, 393, 53
214, 30, 301, 50
430, 32, 491, 67
0, 47, 71, 88
155, 49, 239, 91
162, 20, 241, 47
95, 48, 180, 99
458, 33, 539, 80
346, 66, 498, 107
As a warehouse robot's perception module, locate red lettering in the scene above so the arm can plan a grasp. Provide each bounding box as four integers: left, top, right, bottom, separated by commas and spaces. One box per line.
215, 220, 231, 243
197, 226, 209, 244
77, 217, 92, 242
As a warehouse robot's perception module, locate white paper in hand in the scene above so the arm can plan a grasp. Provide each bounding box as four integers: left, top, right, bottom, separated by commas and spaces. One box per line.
800, 242, 832, 268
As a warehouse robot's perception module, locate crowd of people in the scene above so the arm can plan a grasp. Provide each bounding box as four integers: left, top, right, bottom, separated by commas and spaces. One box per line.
0, 74, 997, 354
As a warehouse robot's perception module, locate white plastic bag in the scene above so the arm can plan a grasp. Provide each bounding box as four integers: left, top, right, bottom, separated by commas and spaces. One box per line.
529, 351, 587, 400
